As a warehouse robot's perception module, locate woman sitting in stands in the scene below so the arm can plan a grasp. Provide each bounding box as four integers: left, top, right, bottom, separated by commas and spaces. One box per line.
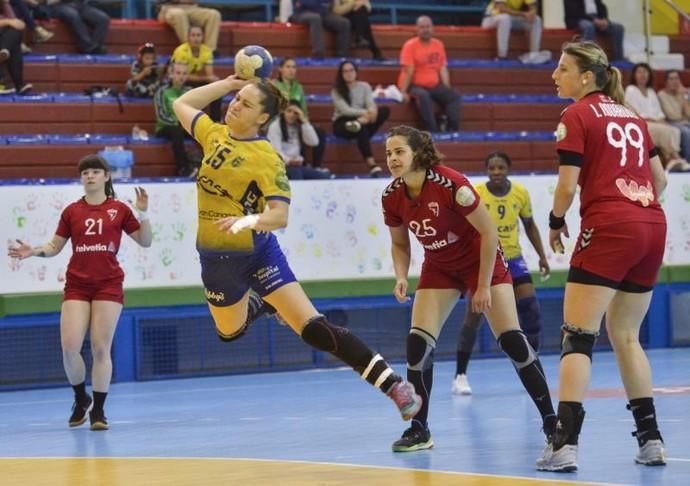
331, 60, 389, 177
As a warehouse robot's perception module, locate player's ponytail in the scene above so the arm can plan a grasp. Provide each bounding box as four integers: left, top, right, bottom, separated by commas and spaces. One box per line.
562, 40, 624, 104
78, 154, 116, 199
603, 65, 624, 104
386, 125, 443, 170
256, 79, 288, 129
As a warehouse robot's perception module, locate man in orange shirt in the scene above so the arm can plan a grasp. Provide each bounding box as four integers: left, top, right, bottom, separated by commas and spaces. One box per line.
398, 16, 461, 132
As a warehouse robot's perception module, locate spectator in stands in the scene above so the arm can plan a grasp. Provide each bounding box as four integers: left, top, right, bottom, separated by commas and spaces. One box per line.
481, 0, 547, 64
126, 43, 165, 98
564, 0, 624, 62
625, 63, 690, 172
331, 60, 388, 177
658, 70, 690, 160
290, 0, 350, 59
158, 1, 221, 53
267, 100, 332, 180
10, 0, 53, 52
398, 16, 461, 133
332, 0, 383, 61
172, 25, 221, 121
155, 62, 195, 177
0, 0, 31, 95
272, 57, 327, 168
45, 0, 110, 55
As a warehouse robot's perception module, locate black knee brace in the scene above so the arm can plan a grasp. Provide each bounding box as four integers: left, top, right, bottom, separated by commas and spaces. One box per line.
301, 315, 339, 353
407, 328, 436, 371
560, 323, 598, 361
497, 329, 536, 369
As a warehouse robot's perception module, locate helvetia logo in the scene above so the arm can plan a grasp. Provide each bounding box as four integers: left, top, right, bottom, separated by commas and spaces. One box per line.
75, 243, 108, 253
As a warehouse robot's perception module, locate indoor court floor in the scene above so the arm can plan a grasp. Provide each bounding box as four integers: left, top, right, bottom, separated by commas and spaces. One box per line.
1, 348, 688, 485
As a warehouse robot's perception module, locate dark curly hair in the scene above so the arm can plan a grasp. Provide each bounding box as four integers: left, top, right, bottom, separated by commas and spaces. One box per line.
484, 151, 512, 167
386, 125, 443, 170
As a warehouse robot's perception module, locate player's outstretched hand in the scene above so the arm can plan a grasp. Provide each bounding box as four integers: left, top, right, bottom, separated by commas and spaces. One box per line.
394, 278, 410, 304
8, 239, 32, 260
133, 187, 148, 212
549, 224, 569, 254
471, 286, 491, 313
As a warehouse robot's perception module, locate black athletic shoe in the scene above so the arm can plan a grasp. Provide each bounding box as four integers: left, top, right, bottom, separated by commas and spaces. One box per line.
89, 409, 109, 431
68, 394, 92, 427
392, 424, 434, 452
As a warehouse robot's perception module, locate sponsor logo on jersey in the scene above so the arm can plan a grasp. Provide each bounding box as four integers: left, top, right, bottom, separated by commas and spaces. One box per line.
107, 242, 116, 253
204, 288, 225, 303
615, 178, 655, 207
455, 186, 476, 207
447, 231, 459, 244
199, 209, 235, 219
556, 122, 567, 142
197, 175, 233, 200
428, 201, 439, 217
423, 239, 448, 250
107, 208, 118, 221
75, 243, 108, 253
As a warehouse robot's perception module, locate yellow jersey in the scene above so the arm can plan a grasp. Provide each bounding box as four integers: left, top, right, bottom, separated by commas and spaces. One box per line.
171, 42, 213, 75
485, 0, 536, 16
191, 112, 291, 255
476, 181, 532, 260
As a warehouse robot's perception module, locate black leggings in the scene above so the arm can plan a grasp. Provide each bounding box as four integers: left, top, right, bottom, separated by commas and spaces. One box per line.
0, 27, 24, 89
332, 106, 390, 159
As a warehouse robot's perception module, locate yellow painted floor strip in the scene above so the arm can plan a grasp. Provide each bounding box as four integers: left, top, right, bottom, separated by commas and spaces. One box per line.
0, 458, 607, 486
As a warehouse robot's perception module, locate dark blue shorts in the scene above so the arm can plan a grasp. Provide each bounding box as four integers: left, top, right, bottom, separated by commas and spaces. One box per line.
199, 234, 297, 306
507, 255, 532, 285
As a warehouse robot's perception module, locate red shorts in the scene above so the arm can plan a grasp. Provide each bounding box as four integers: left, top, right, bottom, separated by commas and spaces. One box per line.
63, 279, 124, 304
569, 221, 666, 292
417, 251, 512, 295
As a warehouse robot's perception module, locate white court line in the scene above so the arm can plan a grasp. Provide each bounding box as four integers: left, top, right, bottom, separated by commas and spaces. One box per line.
667, 457, 690, 462
0, 456, 626, 485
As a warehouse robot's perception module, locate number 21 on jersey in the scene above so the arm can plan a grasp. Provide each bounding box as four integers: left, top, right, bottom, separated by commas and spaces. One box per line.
85, 218, 103, 235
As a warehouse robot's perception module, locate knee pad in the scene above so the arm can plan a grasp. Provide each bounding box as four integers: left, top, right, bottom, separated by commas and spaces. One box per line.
517, 296, 541, 336
407, 327, 436, 372
560, 323, 598, 361
216, 322, 247, 343
300, 315, 338, 353
497, 329, 536, 369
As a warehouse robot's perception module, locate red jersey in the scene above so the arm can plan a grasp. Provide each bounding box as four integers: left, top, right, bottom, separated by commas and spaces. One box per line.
555, 91, 666, 226
56, 198, 140, 285
382, 165, 482, 271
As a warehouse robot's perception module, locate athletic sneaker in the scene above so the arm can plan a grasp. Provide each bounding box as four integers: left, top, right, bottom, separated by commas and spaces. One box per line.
0, 49, 9, 64
536, 443, 578, 472
89, 409, 109, 431
451, 373, 472, 395
35, 26, 54, 43
392, 424, 434, 452
635, 439, 666, 466
387, 380, 422, 421
68, 394, 93, 427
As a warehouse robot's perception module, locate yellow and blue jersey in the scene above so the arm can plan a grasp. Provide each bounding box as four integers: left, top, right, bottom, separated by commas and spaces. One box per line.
485, 0, 536, 16
476, 181, 532, 260
191, 112, 291, 255
171, 42, 213, 75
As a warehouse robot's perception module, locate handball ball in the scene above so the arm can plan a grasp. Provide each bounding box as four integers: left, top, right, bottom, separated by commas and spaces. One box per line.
234, 45, 274, 80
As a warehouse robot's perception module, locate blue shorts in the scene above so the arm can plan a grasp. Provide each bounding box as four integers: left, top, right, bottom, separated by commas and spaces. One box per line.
507, 255, 532, 286
199, 234, 297, 306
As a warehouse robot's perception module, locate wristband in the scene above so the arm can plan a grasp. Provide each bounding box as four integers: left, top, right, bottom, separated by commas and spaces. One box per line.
137, 210, 149, 222
230, 214, 260, 234
549, 210, 565, 230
